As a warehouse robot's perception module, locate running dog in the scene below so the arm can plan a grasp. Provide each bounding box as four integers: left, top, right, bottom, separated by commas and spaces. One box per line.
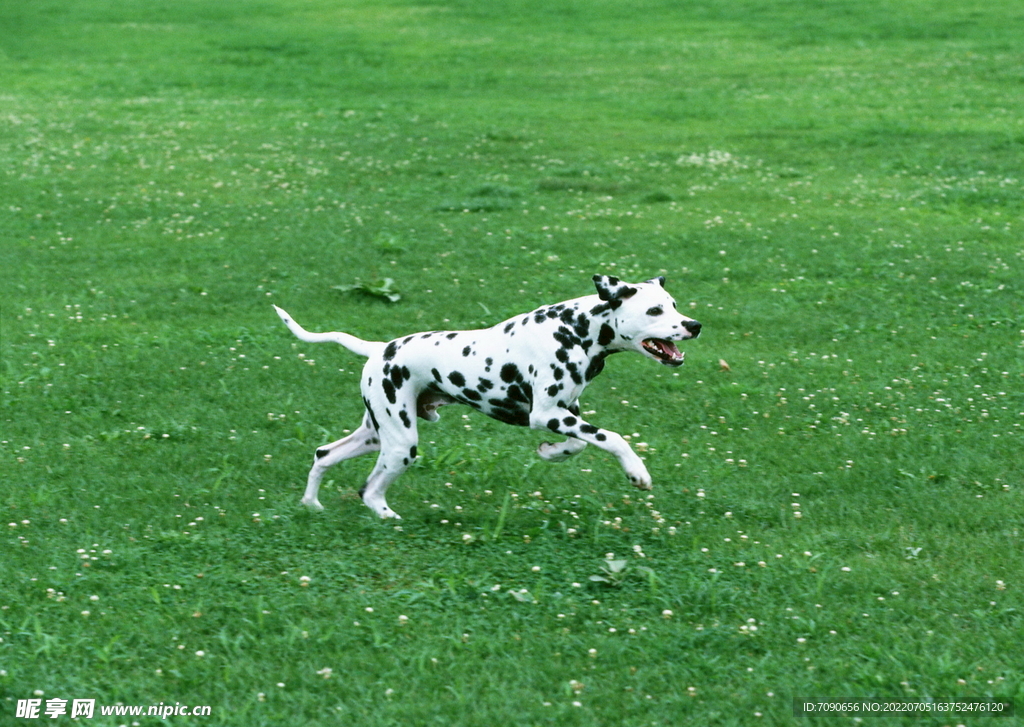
273, 275, 701, 519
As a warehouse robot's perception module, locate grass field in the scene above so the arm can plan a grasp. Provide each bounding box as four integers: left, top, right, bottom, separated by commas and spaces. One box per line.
2, 0, 1023, 724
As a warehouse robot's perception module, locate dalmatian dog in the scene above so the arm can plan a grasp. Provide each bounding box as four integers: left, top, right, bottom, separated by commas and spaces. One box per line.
273, 274, 701, 519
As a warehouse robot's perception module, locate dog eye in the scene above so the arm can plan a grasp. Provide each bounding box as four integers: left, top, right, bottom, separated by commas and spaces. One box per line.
646, 306, 663, 316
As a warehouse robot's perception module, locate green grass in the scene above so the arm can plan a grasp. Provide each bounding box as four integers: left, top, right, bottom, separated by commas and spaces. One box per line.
2, 0, 1023, 724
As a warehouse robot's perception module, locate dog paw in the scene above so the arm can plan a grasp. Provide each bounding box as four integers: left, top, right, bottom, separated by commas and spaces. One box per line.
301, 498, 325, 511
625, 465, 652, 490
537, 441, 568, 462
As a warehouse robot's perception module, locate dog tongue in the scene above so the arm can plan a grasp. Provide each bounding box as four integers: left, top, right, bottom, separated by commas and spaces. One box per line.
656, 339, 680, 358
645, 338, 681, 360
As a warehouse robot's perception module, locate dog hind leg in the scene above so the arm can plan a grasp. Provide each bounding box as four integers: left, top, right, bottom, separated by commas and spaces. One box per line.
537, 438, 588, 462
357, 401, 420, 519
359, 435, 419, 519
301, 415, 379, 510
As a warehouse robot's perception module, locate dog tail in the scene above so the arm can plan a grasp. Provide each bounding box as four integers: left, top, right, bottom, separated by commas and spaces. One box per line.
273, 305, 385, 358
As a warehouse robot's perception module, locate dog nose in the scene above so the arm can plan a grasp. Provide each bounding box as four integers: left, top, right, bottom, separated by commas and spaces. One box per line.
684, 320, 702, 337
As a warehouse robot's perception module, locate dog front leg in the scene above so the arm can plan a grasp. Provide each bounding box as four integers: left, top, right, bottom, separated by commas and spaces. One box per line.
530, 408, 651, 489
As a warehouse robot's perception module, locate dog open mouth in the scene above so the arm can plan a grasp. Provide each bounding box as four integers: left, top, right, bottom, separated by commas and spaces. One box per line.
642, 338, 684, 366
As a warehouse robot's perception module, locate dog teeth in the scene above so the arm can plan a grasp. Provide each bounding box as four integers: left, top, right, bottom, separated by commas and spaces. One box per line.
644, 339, 680, 358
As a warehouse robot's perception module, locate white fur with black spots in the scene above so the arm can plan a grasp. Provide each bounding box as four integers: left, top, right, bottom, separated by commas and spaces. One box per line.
273, 274, 701, 519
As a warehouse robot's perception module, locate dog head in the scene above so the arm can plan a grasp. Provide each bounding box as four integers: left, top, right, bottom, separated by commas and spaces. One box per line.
592, 274, 701, 367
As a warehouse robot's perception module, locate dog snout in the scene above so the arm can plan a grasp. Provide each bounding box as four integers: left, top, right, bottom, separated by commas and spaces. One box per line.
684, 320, 702, 337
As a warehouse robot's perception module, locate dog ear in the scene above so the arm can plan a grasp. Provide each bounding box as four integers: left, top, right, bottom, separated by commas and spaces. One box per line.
593, 274, 619, 301
645, 276, 667, 288
593, 274, 638, 301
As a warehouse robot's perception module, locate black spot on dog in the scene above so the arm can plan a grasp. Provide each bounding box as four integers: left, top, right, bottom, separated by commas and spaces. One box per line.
563, 416, 577, 427
572, 313, 590, 337
508, 384, 528, 404
383, 341, 399, 361
363, 399, 381, 431
399, 409, 412, 428
547, 383, 562, 397
552, 365, 564, 380
566, 362, 582, 385
448, 371, 466, 387
503, 322, 515, 334
446, 332, 458, 340
462, 388, 482, 401
382, 378, 397, 404
490, 406, 530, 427
596, 432, 607, 441
477, 378, 494, 391
647, 306, 663, 316
390, 365, 405, 388
585, 352, 607, 381
410, 445, 417, 459
547, 418, 561, 431
598, 323, 615, 346
315, 448, 330, 459
553, 327, 580, 351
580, 424, 598, 435
555, 348, 569, 364
432, 368, 443, 383
462, 345, 472, 357
500, 363, 520, 383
